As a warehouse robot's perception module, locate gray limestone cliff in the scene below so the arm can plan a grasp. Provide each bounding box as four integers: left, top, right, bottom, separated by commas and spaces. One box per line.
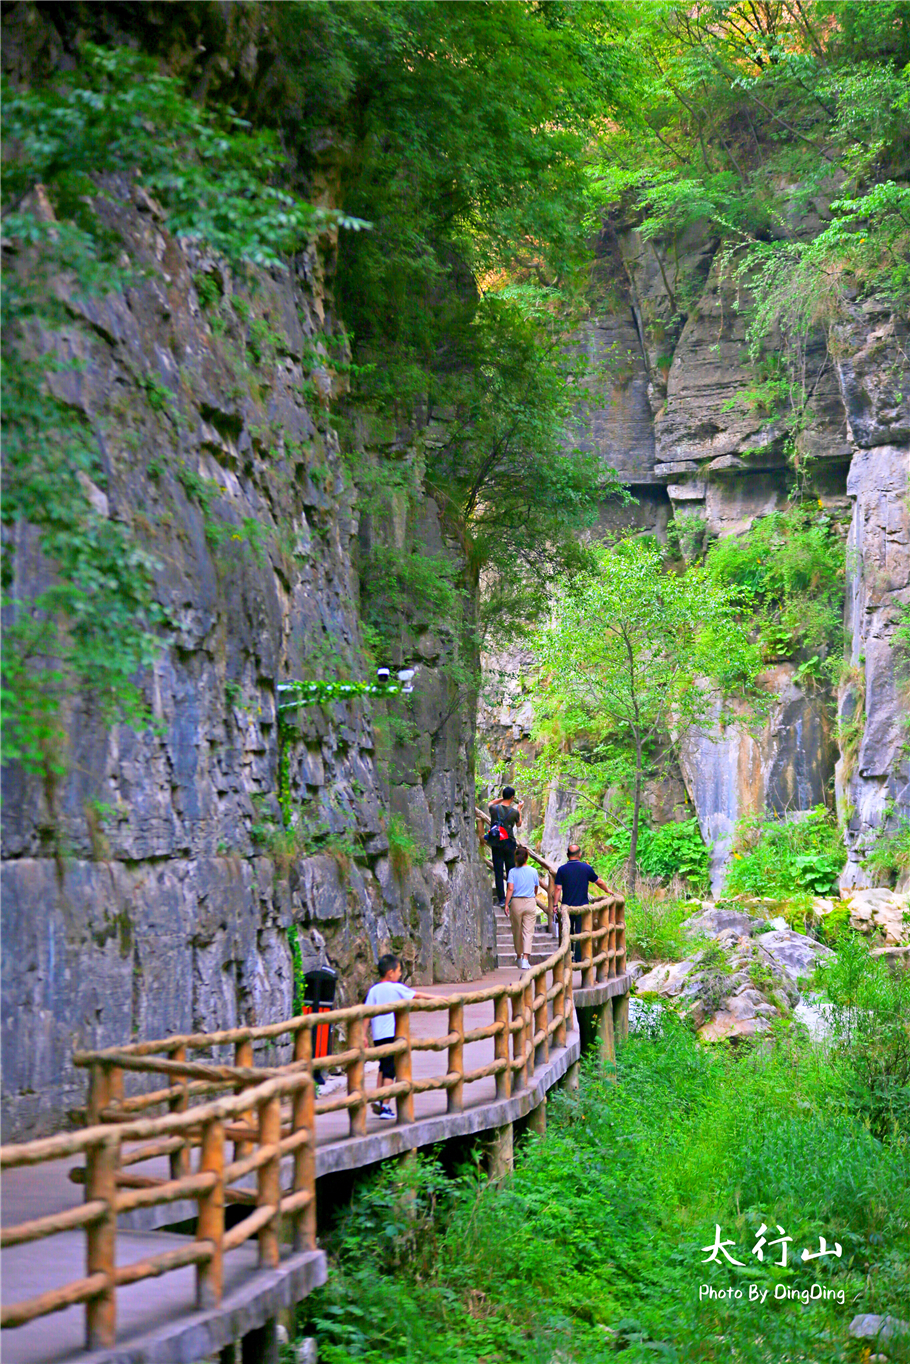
1, 166, 491, 1141
480, 220, 909, 894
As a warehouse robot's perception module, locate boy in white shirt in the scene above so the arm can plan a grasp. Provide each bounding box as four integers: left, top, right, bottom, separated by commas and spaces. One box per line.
364, 954, 435, 1119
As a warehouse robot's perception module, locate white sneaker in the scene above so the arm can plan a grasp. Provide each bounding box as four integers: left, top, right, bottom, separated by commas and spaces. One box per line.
518, 956, 531, 970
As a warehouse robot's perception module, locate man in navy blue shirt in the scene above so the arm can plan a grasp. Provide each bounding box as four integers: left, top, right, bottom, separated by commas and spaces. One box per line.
554, 844, 612, 962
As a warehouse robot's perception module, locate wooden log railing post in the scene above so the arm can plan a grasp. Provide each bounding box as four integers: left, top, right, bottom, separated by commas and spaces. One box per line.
616, 896, 627, 976
523, 978, 534, 1082
607, 897, 617, 979
595, 905, 608, 986
509, 987, 524, 1091
534, 971, 548, 1068
196, 1117, 224, 1309
85, 1134, 117, 1350
257, 1094, 281, 1270
394, 1008, 414, 1125
87, 1062, 111, 1127
563, 928, 575, 1034
234, 1039, 255, 1160
581, 908, 595, 989
494, 993, 511, 1100
487, 1122, 514, 1179
553, 948, 567, 1048
447, 1001, 464, 1115
527, 1099, 547, 1137
169, 1045, 191, 1179
108, 1065, 125, 1181
347, 1017, 366, 1138
596, 1000, 616, 1068
292, 1028, 317, 1253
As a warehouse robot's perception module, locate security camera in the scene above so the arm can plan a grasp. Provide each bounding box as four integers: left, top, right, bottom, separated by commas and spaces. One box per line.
376, 668, 391, 684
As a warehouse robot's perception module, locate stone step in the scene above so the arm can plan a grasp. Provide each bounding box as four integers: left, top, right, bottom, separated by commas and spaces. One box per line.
495, 948, 555, 968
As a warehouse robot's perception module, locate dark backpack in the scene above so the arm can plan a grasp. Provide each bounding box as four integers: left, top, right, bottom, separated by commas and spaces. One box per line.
484, 805, 513, 846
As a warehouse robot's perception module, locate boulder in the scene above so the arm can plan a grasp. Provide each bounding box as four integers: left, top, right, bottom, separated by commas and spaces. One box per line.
684, 908, 763, 940
699, 1010, 773, 1041
756, 928, 834, 986
636, 958, 698, 996
849, 1314, 910, 1344
844, 889, 909, 945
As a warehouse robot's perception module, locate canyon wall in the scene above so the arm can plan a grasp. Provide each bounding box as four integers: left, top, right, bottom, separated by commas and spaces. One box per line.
1, 8, 493, 1139
480, 222, 909, 892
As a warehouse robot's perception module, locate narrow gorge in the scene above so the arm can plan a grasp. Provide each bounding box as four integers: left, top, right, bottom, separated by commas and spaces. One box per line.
3, 0, 909, 1148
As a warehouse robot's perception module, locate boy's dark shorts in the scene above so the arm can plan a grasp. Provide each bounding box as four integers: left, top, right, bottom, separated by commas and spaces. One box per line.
378, 1054, 396, 1081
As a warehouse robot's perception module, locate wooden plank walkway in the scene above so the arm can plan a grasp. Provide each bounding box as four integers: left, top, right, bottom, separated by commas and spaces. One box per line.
2, 861, 629, 1364
1, 964, 606, 1364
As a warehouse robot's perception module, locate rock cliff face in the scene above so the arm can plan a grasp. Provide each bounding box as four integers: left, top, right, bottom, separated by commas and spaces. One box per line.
480, 222, 909, 893
1, 161, 491, 1138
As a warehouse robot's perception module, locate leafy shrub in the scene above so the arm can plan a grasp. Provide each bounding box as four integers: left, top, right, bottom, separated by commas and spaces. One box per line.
818, 936, 910, 1143
666, 510, 707, 563
690, 941, 735, 1016
725, 806, 845, 899
303, 1016, 910, 1363
624, 896, 698, 963
603, 817, 711, 895
705, 505, 846, 667
863, 817, 910, 886
815, 900, 853, 946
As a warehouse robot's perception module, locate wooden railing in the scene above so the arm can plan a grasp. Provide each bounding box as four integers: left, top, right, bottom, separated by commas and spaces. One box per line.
1, 868, 626, 1353
0, 1069, 316, 1350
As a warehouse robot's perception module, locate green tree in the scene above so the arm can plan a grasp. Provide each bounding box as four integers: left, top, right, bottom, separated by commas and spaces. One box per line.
284, 0, 633, 629
533, 541, 762, 892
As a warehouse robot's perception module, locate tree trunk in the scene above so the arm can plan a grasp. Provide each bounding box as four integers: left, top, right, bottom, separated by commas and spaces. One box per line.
628, 741, 643, 896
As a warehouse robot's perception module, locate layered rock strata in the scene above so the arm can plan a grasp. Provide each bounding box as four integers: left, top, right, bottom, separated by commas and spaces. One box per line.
480, 223, 909, 894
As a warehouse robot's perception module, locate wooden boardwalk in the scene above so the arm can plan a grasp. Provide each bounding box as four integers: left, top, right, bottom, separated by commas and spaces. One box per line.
2, 890, 629, 1364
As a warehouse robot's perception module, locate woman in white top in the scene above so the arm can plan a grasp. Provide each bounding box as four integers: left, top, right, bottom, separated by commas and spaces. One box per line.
505, 847, 540, 971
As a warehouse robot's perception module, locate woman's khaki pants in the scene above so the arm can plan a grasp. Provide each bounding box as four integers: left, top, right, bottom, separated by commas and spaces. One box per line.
509, 896, 537, 958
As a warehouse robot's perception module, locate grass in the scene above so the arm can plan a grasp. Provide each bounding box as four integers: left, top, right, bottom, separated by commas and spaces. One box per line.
298, 942, 910, 1364
624, 890, 702, 963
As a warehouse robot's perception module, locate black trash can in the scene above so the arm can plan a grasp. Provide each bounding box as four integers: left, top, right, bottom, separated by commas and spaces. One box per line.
303, 967, 337, 1077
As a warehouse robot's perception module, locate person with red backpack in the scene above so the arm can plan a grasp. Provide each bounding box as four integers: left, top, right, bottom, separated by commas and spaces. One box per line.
487, 786, 523, 907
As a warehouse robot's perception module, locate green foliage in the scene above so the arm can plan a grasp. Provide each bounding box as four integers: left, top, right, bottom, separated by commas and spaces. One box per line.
592, 1, 910, 455
293, 1, 630, 628
818, 935, 910, 1142
604, 817, 712, 894
815, 900, 853, 947
1, 355, 168, 773
532, 538, 762, 891
862, 817, 910, 885
665, 510, 707, 564
726, 806, 846, 899
386, 814, 427, 880
360, 545, 467, 664
624, 894, 700, 963
689, 940, 737, 1016
303, 1015, 910, 1362
705, 504, 846, 668
1, 44, 367, 271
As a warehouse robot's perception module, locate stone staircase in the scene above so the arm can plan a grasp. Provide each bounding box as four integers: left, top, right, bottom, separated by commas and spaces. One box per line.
494, 901, 561, 968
